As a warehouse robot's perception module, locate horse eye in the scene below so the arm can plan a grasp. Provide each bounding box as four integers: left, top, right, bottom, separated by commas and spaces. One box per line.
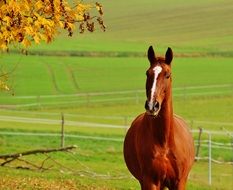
165, 73, 171, 79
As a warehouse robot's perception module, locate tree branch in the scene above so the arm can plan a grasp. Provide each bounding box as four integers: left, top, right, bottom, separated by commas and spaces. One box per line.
1, 157, 17, 166
16, 157, 51, 171
0, 145, 77, 160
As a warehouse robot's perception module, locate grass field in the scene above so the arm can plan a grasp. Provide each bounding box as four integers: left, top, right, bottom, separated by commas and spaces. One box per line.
26, 0, 233, 54
1, 55, 233, 94
0, 132, 232, 190
0, 0, 233, 189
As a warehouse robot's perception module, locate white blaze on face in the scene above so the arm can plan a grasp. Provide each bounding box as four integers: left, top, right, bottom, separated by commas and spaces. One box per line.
148, 66, 162, 110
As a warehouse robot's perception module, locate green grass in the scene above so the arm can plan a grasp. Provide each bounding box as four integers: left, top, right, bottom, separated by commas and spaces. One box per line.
23, 0, 233, 54
0, 54, 232, 190
1, 54, 233, 96
0, 133, 232, 190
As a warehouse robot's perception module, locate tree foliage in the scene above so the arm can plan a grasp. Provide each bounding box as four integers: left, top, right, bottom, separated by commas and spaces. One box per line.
0, 0, 105, 50
0, 0, 105, 91
0, 71, 9, 91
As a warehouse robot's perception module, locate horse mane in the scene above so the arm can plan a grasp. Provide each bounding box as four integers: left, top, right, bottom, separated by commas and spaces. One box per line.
155, 57, 166, 64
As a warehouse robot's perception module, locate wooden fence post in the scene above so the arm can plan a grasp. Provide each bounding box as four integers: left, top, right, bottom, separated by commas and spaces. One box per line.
208, 132, 212, 185
61, 113, 65, 148
195, 127, 203, 161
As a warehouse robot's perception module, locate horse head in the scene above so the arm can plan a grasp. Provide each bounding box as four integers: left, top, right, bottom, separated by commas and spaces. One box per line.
145, 45, 173, 116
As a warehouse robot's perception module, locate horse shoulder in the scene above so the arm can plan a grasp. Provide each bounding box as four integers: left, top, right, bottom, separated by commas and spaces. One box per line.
123, 113, 146, 181
127, 113, 146, 141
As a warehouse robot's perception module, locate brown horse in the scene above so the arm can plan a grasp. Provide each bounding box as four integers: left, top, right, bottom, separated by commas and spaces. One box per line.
124, 46, 195, 190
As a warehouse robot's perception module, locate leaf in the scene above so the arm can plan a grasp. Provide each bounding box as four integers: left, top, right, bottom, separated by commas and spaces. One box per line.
3, 16, 11, 26
0, 74, 10, 91
0, 0, 105, 50
33, 34, 40, 44
0, 41, 8, 51
24, 26, 34, 35
21, 38, 31, 47
96, 2, 103, 15
35, 0, 44, 10
0, 80, 10, 91
27, 17, 34, 24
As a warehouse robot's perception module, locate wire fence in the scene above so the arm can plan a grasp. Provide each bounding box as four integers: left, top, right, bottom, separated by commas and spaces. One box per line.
0, 129, 232, 160
0, 84, 232, 109
0, 126, 232, 186
0, 83, 233, 186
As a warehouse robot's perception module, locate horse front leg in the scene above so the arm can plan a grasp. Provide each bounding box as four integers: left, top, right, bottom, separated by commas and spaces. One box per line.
176, 177, 188, 190
140, 176, 161, 190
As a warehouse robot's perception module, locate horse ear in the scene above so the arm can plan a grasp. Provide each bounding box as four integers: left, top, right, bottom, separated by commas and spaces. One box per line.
148, 46, 156, 65
165, 47, 173, 65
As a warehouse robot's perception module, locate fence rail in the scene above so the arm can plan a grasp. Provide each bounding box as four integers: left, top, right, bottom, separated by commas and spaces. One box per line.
8, 84, 233, 99
0, 130, 232, 150
0, 84, 232, 109
1, 114, 233, 131
1, 130, 232, 161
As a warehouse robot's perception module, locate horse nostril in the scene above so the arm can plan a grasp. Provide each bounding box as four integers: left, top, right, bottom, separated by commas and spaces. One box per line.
153, 101, 160, 112
145, 100, 149, 110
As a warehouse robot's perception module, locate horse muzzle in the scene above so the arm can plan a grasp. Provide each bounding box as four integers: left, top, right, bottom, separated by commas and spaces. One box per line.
145, 100, 161, 116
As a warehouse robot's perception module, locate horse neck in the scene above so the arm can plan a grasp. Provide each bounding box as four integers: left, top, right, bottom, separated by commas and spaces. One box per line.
151, 89, 174, 147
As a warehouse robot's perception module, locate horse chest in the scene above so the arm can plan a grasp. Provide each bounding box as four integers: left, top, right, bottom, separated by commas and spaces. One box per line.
139, 146, 177, 180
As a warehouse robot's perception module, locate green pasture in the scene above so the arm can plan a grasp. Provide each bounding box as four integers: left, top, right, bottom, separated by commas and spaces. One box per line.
1, 0, 233, 189
26, 0, 233, 55
0, 54, 232, 189
1, 40, 233, 190
0, 54, 233, 130
0, 133, 232, 190
1, 54, 233, 96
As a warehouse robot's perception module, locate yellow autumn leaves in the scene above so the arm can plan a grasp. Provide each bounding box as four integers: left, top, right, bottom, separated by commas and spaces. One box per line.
0, 0, 105, 51
0, 0, 105, 91
0, 69, 10, 91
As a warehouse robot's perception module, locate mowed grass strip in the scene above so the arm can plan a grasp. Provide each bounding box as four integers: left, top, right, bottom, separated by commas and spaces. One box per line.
0, 95, 233, 131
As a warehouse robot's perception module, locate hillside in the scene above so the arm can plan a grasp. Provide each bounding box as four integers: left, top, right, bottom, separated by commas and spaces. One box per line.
1, 0, 233, 97
27, 0, 233, 54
